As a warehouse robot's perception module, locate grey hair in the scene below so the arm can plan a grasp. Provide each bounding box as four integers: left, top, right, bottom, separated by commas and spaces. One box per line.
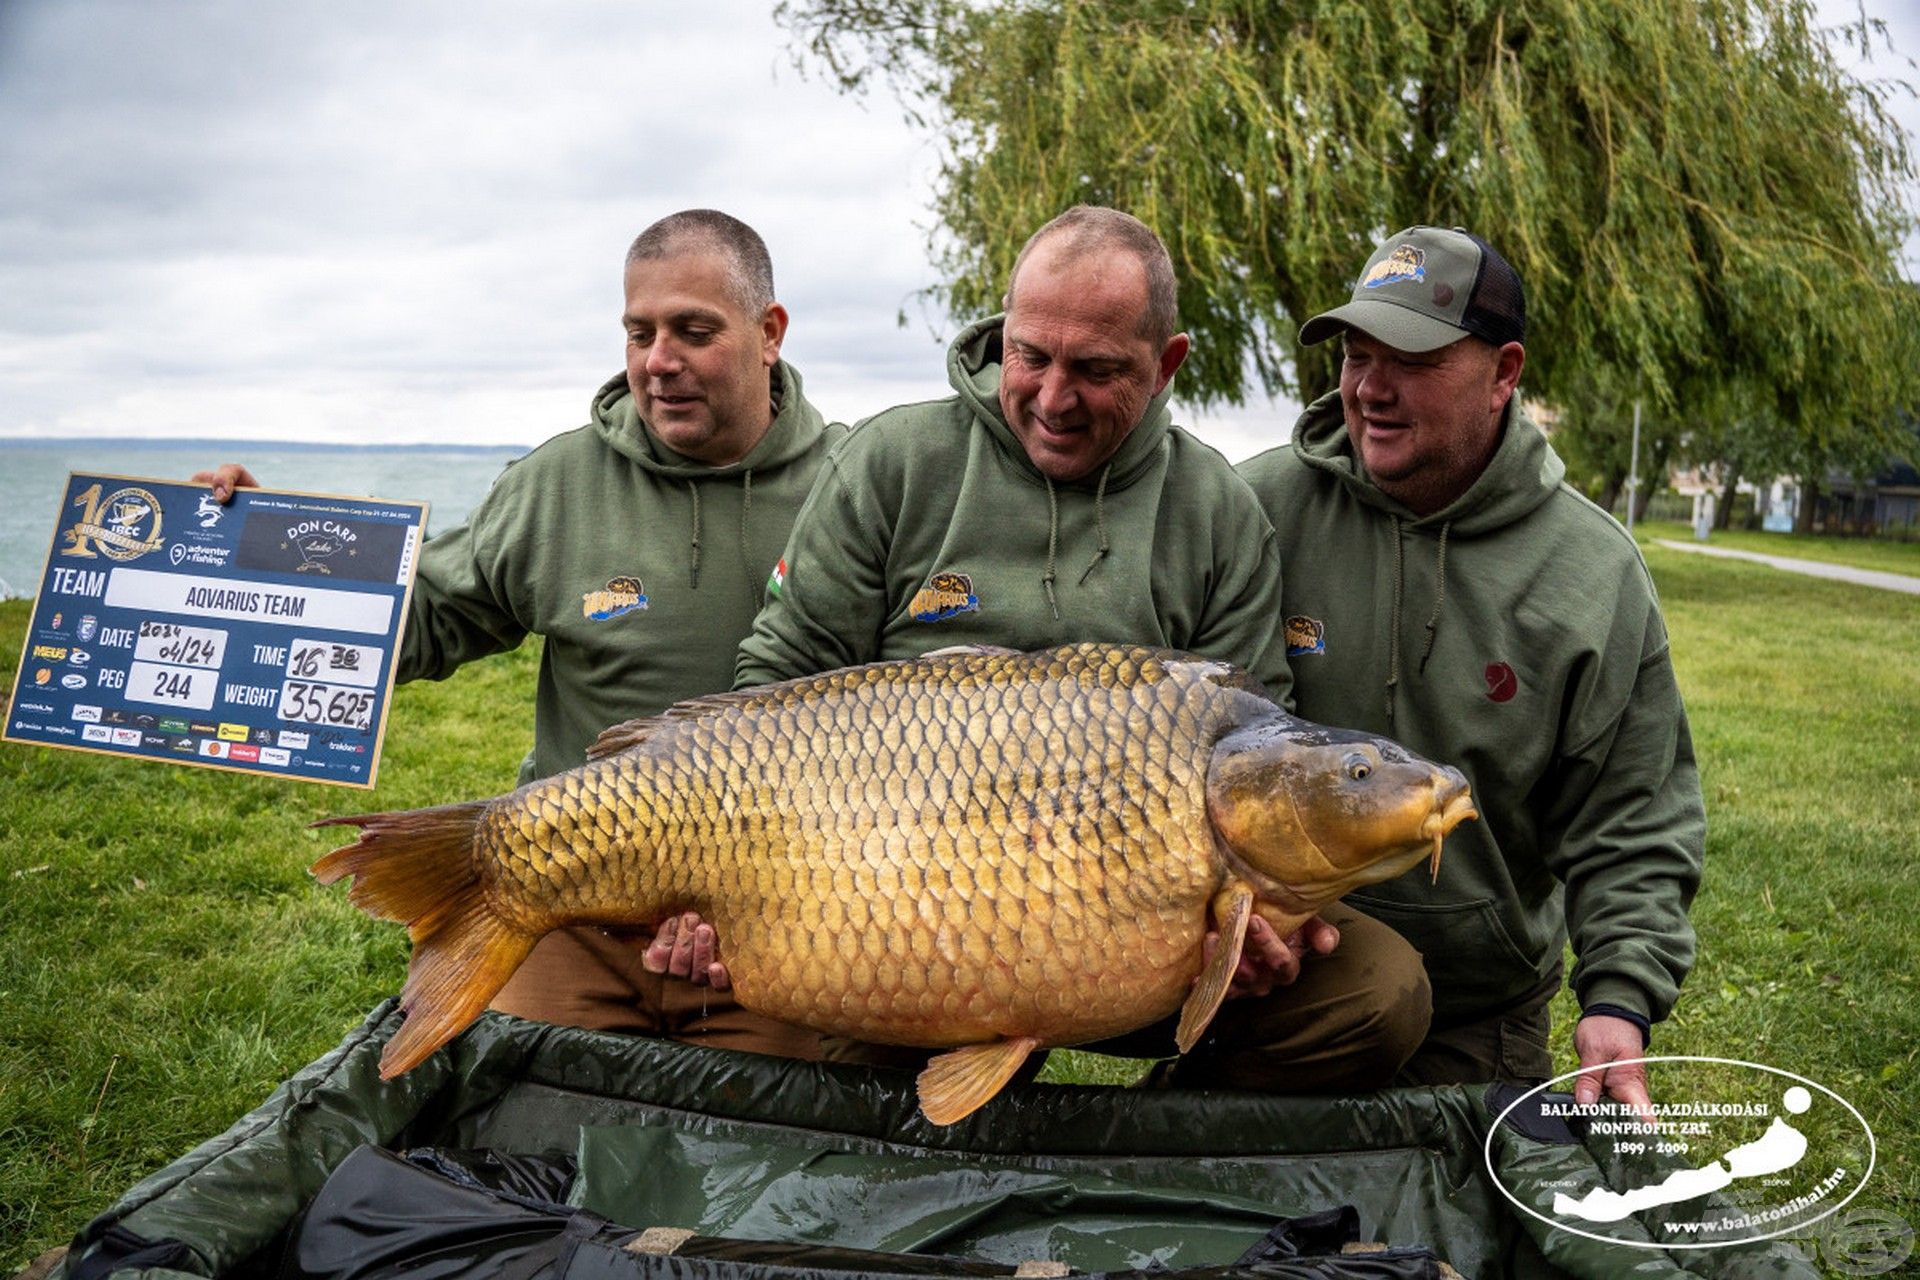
626, 209, 776, 315
1003, 205, 1178, 347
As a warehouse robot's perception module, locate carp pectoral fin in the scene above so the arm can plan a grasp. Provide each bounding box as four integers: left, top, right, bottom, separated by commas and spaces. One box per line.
917, 1036, 1041, 1126
311, 802, 538, 1078
1177, 881, 1255, 1053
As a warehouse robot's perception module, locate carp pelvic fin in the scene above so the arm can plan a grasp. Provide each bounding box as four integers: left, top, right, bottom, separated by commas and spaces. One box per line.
311, 803, 537, 1078
1177, 881, 1255, 1053
917, 1036, 1041, 1126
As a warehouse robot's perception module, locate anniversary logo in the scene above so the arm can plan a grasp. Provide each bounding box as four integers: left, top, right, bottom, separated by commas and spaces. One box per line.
61, 483, 165, 562
1486, 1056, 1884, 1262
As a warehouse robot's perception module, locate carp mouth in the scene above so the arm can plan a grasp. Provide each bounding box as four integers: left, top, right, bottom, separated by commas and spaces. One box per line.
1420, 779, 1478, 883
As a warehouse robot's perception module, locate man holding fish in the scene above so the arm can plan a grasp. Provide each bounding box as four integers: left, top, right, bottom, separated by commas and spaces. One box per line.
1236, 227, 1706, 1110
199, 209, 845, 1060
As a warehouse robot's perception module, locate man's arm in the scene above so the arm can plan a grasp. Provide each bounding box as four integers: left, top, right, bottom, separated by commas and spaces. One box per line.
1183, 504, 1292, 704
1549, 623, 1705, 1109
396, 514, 528, 683
734, 451, 892, 689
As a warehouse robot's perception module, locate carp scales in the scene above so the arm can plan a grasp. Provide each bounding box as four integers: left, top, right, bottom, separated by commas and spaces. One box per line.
313, 643, 1476, 1124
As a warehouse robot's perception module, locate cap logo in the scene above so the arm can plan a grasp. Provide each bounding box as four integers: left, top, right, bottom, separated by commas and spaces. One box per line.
1362, 244, 1426, 289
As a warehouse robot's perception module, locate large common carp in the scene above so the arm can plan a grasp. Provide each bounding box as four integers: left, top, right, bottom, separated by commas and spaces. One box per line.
314, 643, 1475, 1124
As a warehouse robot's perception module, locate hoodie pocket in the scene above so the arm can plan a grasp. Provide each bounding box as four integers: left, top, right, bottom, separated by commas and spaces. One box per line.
1343, 894, 1543, 1015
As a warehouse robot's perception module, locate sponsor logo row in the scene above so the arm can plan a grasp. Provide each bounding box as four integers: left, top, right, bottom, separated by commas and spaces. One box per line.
64, 704, 312, 748
74, 722, 294, 766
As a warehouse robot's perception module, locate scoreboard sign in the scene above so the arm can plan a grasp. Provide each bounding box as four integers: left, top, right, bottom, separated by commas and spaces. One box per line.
4, 474, 426, 788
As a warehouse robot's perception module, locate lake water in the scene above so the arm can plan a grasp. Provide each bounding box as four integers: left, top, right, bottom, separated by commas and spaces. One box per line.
0, 439, 527, 598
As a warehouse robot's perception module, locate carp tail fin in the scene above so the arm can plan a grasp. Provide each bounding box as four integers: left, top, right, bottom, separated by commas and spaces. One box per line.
917, 1036, 1041, 1126
1177, 881, 1254, 1053
311, 802, 536, 1077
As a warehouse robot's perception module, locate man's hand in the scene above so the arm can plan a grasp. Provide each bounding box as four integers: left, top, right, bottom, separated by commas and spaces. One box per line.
640, 911, 731, 990
1573, 1013, 1653, 1123
1202, 913, 1339, 1000
190, 463, 260, 503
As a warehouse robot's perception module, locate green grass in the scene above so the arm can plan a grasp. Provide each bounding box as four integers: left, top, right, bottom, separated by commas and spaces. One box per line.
1636, 519, 1920, 577
4, 558, 1919, 1269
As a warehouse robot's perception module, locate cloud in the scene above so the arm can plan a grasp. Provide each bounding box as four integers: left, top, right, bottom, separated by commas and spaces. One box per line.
0, 1, 1911, 462
0, 0, 953, 447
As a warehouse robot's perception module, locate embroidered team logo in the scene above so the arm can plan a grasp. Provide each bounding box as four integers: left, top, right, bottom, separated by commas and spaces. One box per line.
909, 570, 979, 623
1362, 244, 1426, 290
583, 575, 648, 621
1284, 615, 1325, 657
1484, 661, 1518, 703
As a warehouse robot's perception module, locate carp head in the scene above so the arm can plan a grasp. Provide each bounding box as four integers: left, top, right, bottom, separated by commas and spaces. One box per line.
1204, 715, 1476, 917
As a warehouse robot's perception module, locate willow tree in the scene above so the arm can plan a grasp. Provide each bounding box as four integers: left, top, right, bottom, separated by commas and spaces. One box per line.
779, 0, 1920, 475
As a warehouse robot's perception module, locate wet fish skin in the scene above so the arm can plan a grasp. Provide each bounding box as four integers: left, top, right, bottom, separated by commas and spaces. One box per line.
313, 643, 1474, 1123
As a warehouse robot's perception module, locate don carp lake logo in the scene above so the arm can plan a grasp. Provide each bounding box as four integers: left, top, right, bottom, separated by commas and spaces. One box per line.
283, 519, 359, 574
1363, 243, 1427, 289
62, 483, 164, 562
583, 576, 648, 621
909, 570, 979, 623
1486, 1057, 1877, 1255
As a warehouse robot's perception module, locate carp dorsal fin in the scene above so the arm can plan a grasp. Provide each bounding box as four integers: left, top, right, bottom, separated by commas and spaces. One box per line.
920, 643, 1022, 660
584, 689, 770, 761
1176, 880, 1255, 1052
917, 1036, 1041, 1125
585, 717, 665, 760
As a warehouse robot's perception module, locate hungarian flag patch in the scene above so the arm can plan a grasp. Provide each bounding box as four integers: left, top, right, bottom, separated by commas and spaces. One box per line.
766, 557, 788, 598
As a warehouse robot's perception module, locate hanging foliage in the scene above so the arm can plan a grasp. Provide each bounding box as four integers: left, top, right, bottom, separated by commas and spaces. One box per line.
779, 0, 1920, 468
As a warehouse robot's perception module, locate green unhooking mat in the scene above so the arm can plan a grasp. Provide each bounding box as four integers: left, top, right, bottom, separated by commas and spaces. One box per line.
53, 1002, 1818, 1280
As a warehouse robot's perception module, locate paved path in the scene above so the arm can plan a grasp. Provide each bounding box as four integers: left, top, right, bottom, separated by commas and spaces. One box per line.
1653, 539, 1920, 595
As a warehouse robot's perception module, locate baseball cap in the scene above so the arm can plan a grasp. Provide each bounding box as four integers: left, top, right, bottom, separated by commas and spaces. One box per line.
1299, 226, 1526, 352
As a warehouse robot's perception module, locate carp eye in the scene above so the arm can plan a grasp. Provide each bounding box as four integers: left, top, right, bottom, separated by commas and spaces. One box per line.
1345, 753, 1371, 780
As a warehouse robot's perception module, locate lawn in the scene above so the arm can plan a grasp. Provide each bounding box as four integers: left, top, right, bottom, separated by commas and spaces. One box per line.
3, 551, 1918, 1271
1635, 519, 1920, 578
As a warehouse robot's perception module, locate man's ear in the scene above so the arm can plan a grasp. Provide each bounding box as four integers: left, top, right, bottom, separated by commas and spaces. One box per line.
1156, 332, 1192, 393
761, 303, 791, 367
1490, 341, 1525, 411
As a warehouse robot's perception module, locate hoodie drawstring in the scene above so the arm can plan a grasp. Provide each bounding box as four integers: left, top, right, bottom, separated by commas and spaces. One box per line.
1386, 517, 1455, 725
686, 480, 702, 590
741, 469, 758, 607
1418, 521, 1451, 674
1077, 463, 1112, 585
1386, 516, 1404, 729
1042, 475, 1061, 621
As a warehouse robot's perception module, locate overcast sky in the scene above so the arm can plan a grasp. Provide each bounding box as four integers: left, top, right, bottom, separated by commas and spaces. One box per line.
1, 1, 1915, 464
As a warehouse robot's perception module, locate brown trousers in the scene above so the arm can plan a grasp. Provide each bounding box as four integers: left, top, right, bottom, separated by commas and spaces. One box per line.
1394, 962, 1561, 1086
825, 904, 1435, 1093
490, 925, 826, 1060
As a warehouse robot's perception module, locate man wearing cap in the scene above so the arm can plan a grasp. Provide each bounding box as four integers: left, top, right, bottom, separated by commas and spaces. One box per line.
1237, 227, 1705, 1111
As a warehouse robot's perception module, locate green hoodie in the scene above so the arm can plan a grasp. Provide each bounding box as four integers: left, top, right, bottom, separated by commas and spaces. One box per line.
399, 363, 842, 783
733, 317, 1287, 694
1236, 392, 1703, 1028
